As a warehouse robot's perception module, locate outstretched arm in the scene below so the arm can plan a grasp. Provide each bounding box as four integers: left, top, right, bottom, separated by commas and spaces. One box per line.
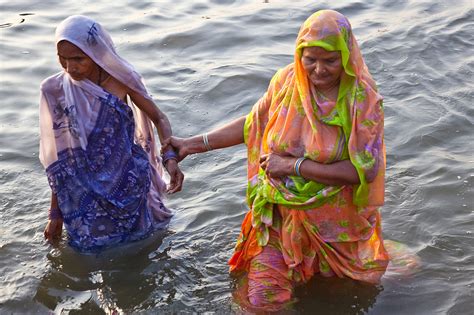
163, 116, 246, 161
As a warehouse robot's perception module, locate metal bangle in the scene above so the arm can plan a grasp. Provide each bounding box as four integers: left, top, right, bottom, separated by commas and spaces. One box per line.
294, 157, 306, 177
202, 133, 212, 151
162, 150, 178, 166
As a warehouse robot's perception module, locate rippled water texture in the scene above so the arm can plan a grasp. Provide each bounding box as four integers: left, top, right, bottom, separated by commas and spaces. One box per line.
1, 0, 473, 313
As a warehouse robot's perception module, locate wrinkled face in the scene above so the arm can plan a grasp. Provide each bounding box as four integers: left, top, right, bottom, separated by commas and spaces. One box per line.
301, 46, 344, 92
57, 40, 97, 81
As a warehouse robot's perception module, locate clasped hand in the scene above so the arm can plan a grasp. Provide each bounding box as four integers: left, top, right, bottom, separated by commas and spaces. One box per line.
161, 136, 191, 193
162, 137, 190, 162
259, 153, 295, 178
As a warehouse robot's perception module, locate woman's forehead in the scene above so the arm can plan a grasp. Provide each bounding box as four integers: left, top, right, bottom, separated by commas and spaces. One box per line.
57, 40, 87, 56
302, 46, 340, 57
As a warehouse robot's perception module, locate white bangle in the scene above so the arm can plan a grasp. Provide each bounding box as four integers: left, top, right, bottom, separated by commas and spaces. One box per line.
202, 133, 212, 151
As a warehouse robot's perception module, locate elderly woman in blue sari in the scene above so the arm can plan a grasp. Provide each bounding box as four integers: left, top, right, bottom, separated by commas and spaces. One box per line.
40, 16, 183, 252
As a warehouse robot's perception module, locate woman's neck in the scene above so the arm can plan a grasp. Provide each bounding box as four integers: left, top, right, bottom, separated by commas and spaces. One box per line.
92, 66, 110, 86
317, 83, 339, 101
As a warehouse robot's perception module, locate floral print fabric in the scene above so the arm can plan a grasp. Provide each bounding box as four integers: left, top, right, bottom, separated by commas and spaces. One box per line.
39, 16, 172, 252
229, 10, 389, 296
43, 89, 171, 251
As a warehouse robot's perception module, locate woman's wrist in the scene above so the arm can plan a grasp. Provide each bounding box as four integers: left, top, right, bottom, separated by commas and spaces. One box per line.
164, 157, 178, 169
202, 133, 213, 151
287, 157, 297, 175
161, 149, 178, 166
48, 207, 63, 220
293, 157, 307, 177
187, 135, 208, 154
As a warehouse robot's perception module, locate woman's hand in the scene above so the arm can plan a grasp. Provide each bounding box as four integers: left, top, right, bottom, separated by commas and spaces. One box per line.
259, 153, 296, 178
44, 218, 63, 244
162, 137, 190, 162
164, 159, 184, 193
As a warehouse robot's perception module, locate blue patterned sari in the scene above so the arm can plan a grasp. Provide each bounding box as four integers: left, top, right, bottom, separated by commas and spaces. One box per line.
45, 91, 169, 252
40, 16, 172, 252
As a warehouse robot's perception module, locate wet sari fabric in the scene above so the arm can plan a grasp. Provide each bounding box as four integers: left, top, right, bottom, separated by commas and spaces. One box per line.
39, 16, 171, 252
228, 10, 388, 305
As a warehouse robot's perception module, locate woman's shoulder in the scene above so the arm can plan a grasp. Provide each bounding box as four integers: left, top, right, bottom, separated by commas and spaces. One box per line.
269, 63, 294, 90
357, 77, 383, 104
275, 63, 294, 79
40, 72, 64, 94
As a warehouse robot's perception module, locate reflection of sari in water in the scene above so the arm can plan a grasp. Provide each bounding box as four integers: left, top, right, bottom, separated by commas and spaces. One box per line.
39, 16, 171, 252
229, 10, 390, 307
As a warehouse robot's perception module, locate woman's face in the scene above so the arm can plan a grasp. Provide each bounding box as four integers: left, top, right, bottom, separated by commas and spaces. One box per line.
57, 40, 98, 81
301, 46, 344, 92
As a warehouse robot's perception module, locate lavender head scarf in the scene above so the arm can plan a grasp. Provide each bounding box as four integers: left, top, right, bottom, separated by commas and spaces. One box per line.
40, 15, 166, 193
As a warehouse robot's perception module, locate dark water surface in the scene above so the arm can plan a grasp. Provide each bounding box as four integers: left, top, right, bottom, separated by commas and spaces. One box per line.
0, 0, 473, 314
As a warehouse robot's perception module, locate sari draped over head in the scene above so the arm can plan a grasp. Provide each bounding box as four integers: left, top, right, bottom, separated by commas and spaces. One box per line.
229, 10, 388, 284
39, 15, 172, 252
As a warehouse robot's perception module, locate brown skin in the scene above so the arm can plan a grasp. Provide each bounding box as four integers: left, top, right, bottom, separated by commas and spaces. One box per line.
301, 46, 344, 100
44, 192, 63, 243
44, 41, 184, 244
163, 46, 380, 188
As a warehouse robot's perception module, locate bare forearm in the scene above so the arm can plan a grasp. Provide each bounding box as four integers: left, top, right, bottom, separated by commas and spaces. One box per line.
128, 90, 174, 148
153, 114, 173, 145
184, 116, 246, 154
299, 159, 360, 186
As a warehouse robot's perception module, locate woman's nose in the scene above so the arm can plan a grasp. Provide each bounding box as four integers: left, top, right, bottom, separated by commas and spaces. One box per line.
65, 61, 75, 73
314, 61, 325, 75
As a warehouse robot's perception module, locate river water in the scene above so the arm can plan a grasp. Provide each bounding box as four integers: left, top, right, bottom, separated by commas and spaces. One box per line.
0, 0, 473, 314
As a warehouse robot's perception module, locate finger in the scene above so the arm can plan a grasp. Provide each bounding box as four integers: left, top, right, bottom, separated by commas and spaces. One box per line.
259, 154, 268, 163
168, 173, 183, 193
167, 179, 176, 194
265, 169, 272, 178
46, 232, 53, 243
168, 185, 179, 194
266, 168, 278, 179
166, 171, 178, 193
168, 184, 179, 194
176, 173, 184, 191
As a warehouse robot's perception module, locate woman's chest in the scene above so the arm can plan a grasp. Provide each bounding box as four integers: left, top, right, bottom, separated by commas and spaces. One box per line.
267, 116, 347, 162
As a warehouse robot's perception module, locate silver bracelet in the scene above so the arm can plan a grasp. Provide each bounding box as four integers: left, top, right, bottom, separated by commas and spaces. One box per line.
294, 157, 306, 177
202, 133, 212, 151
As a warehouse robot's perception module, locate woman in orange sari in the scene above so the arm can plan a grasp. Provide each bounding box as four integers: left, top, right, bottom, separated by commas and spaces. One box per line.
165, 9, 389, 308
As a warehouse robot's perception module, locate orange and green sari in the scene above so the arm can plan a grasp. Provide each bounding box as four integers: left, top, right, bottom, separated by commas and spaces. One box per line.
229, 10, 389, 307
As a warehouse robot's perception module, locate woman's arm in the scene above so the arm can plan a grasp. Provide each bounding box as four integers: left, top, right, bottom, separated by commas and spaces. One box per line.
298, 159, 360, 185
260, 153, 360, 186
44, 192, 63, 243
128, 89, 173, 144
128, 89, 184, 193
163, 116, 246, 160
